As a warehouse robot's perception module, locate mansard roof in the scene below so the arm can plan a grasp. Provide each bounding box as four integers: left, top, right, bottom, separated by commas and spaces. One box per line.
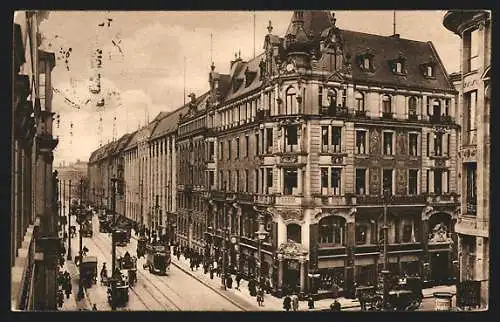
222, 52, 265, 103
337, 29, 455, 91
112, 133, 133, 156
150, 105, 189, 140
285, 11, 332, 41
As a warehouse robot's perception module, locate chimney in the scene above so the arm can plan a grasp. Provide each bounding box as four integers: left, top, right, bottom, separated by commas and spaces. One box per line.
390, 34, 400, 39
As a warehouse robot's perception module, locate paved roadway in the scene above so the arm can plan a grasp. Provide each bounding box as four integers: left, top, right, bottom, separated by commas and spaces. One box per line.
79, 215, 244, 311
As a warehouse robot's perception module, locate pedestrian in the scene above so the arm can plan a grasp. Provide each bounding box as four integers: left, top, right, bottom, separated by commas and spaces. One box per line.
176, 250, 181, 261
256, 287, 264, 306
331, 299, 341, 311
291, 293, 299, 311
283, 295, 292, 311
65, 278, 72, 299
226, 274, 233, 289
308, 295, 315, 310
265, 277, 271, 294
92, 304, 98, 311
235, 272, 242, 290
209, 264, 214, 279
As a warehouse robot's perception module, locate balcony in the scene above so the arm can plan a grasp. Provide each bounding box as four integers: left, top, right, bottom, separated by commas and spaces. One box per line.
313, 194, 350, 206
354, 110, 367, 118
455, 215, 488, 238
210, 190, 226, 200
235, 192, 254, 203
408, 113, 418, 121
430, 115, 454, 125
425, 193, 460, 205
381, 112, 394, 120
275, 195, 304, 206
254, 194, 275, 205
354, 194, 427, 205
320, 106, 349, 117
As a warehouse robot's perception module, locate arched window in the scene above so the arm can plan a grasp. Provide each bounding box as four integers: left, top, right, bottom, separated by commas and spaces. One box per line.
382, 95, 392, 114
408, 96, 417, 118
286, 86, 296, 115
319, 216, 346, 246
355, 91, 364, 111
287, 223, 301, 243
327, 88, 337, 108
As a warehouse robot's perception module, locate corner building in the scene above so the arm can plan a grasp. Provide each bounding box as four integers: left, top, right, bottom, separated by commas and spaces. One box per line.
443, 10, 490, 309
198, 11, 459, 297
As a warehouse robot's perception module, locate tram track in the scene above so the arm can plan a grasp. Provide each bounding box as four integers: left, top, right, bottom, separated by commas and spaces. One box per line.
93, 229, 182, 311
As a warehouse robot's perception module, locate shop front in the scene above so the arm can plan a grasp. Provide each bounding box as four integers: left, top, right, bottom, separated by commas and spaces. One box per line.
274, 241, 308, 297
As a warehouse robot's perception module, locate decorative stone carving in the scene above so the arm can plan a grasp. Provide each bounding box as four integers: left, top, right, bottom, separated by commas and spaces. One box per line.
270, 207, 303, 222
422, 206, 434, 221
277, 240, 308, 259
369, 167, 381, 196
428, 223, 453, 244
369, 129, 381, 155
281, 155, 298, 164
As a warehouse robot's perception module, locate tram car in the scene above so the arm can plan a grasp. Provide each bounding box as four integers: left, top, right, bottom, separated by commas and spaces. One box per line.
116, 254, 137, 286
107, 275, 129, 309
143, 242, 171, 275
114, 228, 130, 246
79, 256, 98, 288
99, 218, 111, 233
81, 220, 93, 237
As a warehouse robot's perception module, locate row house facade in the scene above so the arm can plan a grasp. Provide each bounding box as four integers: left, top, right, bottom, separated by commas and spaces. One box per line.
87, 10, 462, 299
12, 11, 59, 310
443, 10, 491, 309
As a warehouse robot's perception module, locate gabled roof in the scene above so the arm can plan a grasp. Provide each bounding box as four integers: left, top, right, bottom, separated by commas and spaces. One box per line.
112, 133, 133, 156
123, 130, 139, 152
338, 30, 455, 91
222, 52, 265, 103
150, 105, 189, 140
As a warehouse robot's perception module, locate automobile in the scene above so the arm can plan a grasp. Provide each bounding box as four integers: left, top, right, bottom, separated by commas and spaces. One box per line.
107, 276, 129, 309
359, 276, 423, 311
143, 242, 171, 275
114, 229, 130, 246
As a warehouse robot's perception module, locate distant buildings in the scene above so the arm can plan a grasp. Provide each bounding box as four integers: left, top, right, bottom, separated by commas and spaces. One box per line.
54, 159, 88, 201
89, 11, 461, 297
443, 10, 491, 310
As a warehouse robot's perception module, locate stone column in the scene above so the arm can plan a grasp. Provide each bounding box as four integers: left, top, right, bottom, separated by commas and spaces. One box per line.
277, 253, 284, 296
297, 167, 303, 195
299, 256, 307, 296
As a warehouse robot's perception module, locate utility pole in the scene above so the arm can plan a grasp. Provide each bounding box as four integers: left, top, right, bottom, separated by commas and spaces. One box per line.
79, 178, 84, 259
67, 180, 72, 260
111, 177, 118, 273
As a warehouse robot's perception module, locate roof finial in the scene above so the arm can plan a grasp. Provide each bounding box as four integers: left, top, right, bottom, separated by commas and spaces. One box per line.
267, 20, 273, 34
238, 50, 241, 59
235, 52, 238, 59
210, 61, 215, 71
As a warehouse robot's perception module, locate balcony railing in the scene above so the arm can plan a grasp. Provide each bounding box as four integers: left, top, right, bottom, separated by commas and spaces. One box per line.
254, 194, 275, 205
235, 193, 254, 203
355, 194, 427, 205
430, 115, 454, 124
466, 202, 477, 215
320, 106, 349, 117
381, 112, 394, 119
355, 110, 367, 118
408, 113, 418, 121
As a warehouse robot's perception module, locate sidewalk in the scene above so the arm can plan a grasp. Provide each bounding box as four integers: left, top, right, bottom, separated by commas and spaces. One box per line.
170, 254, 359, 311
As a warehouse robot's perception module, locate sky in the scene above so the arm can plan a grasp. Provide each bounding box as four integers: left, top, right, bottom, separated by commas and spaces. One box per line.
27, 10, 461, 165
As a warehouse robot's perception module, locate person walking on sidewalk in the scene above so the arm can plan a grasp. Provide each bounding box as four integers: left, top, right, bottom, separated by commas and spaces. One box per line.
283, 295, 292, 311
209, 263, 214, 279
235, 272, 242, 290
256, 287, 264, 306
176, 249, 181, 261
291, 293, 299, 311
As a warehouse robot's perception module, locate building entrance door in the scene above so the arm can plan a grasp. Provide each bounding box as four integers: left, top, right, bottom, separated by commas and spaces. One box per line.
430, 251, 449, 284
284, 260, 300, 294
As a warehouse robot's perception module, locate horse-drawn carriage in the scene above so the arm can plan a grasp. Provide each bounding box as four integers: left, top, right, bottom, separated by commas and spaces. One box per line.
99, 218, 111, 233
107, 275, 129, 310
136, 236, 148, 258
117, 253, 137, 286
79, 256, 98, 288
143, 242, 171, 275
359, 275, 423, 311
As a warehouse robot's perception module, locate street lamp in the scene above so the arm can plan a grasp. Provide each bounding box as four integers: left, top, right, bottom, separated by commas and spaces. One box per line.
67, 180, 72, 260
110, 176, 118, 273
381, 185, 391, 311
255, 212, 269, 286
78, 178, 84, 260
230, 235, 237, 273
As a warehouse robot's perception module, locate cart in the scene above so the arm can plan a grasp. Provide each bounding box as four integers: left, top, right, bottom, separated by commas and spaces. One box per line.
107, 277, 129, 309
79, 256, 98, 288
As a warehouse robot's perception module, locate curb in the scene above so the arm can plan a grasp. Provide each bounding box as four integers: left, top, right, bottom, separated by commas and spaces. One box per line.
171, 260, 253, 311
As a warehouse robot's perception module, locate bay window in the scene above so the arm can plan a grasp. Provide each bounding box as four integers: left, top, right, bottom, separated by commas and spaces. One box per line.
319, 216, 346, 246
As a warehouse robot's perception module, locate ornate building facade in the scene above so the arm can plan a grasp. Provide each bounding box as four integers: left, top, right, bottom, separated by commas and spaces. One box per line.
443, 10, 491, 309
88, 11, 461, 298
12, 11, 59, 310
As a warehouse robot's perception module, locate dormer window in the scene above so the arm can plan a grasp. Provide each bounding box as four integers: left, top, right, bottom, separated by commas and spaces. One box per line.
358, 51, 374, 72
390, 54, 407, 75
427, 65, 433, 77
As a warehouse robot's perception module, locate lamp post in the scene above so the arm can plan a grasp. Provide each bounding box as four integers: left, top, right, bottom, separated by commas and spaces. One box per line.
111, 176, 118, 273
255, 212, 269, 286
78, 178, 84, 259
230, 235, 237, 273
381, 185, 391, 311
67, 180, 72, 260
